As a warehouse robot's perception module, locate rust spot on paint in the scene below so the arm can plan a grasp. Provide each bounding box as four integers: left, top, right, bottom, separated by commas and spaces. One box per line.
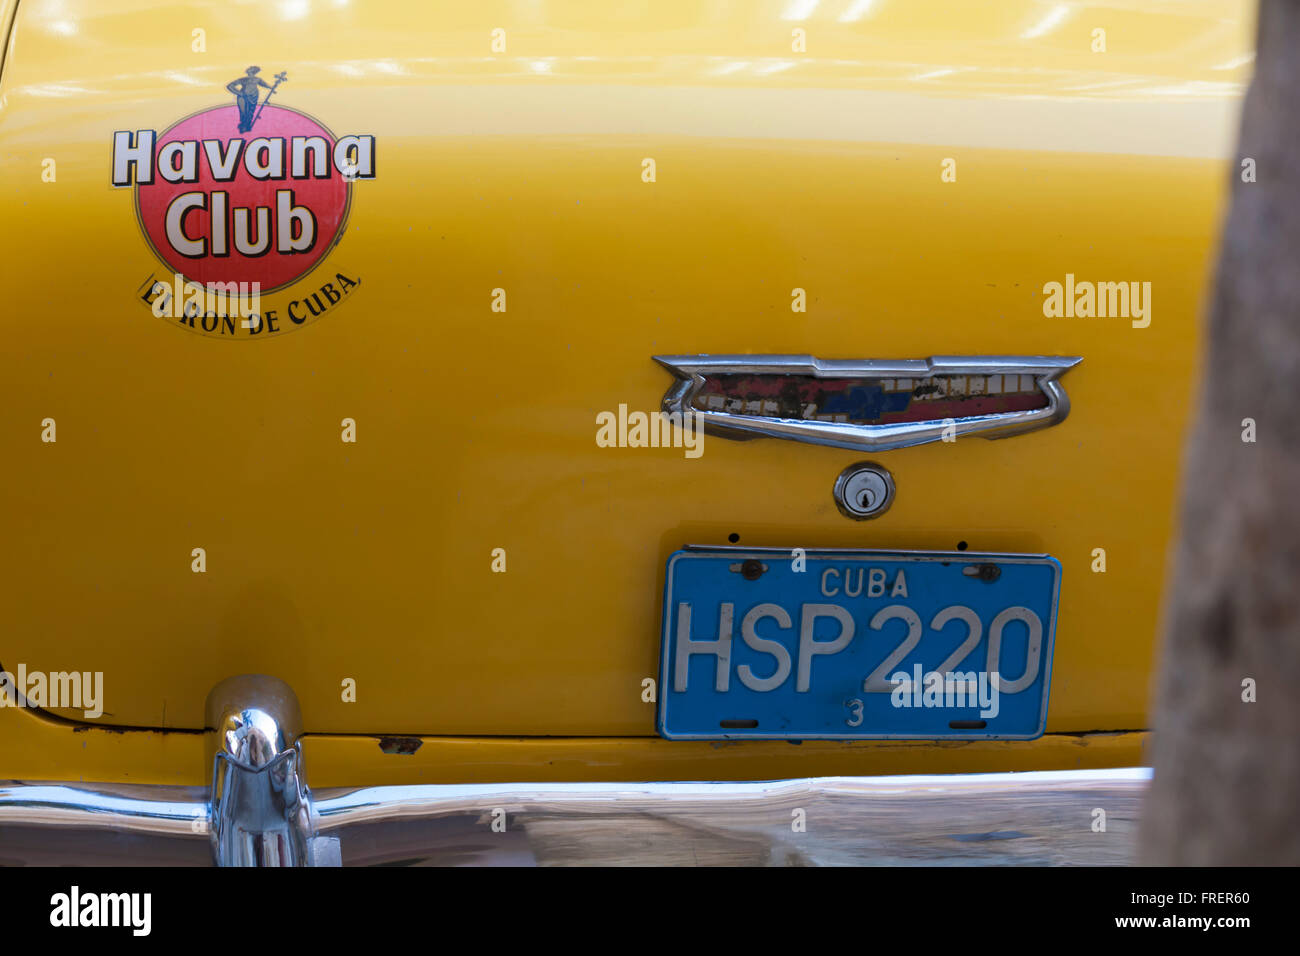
378, 736, 423, 755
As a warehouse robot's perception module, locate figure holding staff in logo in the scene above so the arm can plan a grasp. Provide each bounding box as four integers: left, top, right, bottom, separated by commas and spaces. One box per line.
227, 66, 273, 133
252, 71, 289, 129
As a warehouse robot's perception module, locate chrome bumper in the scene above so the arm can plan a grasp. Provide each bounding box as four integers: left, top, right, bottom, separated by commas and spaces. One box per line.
1, 770, 1151, 866
0, 675, 1150, 865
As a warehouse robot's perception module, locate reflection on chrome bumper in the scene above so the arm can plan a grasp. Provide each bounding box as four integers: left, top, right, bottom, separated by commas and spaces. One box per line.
1, 768, 1151, 866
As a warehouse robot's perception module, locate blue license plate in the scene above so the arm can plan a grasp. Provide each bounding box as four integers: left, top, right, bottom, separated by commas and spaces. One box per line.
658, 548, 1061, 740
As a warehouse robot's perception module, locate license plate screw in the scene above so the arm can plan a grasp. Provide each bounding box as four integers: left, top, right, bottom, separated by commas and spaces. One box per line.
962, 563, 1002, 582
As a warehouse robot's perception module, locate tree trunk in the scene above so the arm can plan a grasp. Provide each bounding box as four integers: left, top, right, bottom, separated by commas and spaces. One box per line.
1141, 0, 1300, 865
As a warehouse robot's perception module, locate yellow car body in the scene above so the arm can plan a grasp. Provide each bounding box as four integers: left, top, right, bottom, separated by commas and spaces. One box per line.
0, 0, 1251, 790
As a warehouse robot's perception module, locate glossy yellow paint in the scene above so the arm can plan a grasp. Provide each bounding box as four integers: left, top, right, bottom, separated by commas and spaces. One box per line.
1, 1, 1252, 781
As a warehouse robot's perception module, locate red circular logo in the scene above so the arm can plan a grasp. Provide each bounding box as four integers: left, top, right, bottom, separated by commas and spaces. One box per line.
136, 104, 350, 293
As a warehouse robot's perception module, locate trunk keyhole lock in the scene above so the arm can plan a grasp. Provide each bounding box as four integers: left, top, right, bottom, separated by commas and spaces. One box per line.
833, 462, 895, 520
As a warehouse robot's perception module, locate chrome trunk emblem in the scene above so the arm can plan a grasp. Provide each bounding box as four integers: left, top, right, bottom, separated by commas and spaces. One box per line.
654, 355, 1082, 452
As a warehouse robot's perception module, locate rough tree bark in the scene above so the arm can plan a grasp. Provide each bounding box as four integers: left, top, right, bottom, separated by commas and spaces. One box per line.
1141, 0, 1300, 865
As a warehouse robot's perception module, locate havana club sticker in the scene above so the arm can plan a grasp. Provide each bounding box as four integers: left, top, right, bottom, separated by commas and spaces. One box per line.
111, 66, 374, 339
